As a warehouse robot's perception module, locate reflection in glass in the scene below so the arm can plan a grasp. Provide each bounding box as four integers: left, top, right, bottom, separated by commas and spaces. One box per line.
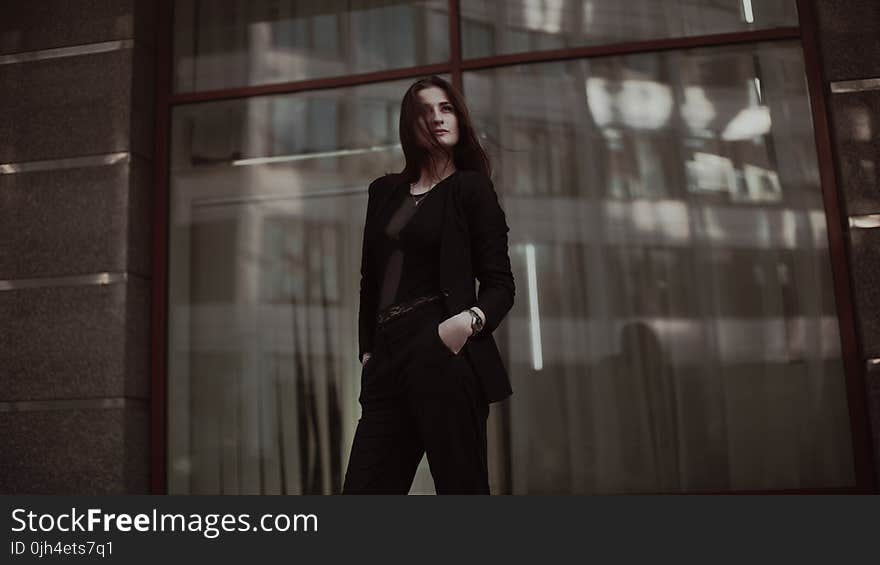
461, 0, 798, 59
166, 25, 857, 492
465, 41, 854, 493
167, 78, 451, 494
173, 0, 450, 92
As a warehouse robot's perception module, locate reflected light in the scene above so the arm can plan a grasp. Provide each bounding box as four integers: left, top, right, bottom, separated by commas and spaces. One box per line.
780, 209, 798, 249
231, 143, 401, 167
741, 164, 782, 203
722, 106, 771, 140
585, 77, 614, 127
582, 1, 594, 26
809, 210, 829, 247
524, 243, 543, 371
618, 79, 673, 130
523, 0, 565, 34
687, 152, 736, 194
742, 0, 755, 23
843, 106, 873, 142
630, 200, 691, 241
849, 214, 880, 229
586, 78, 673, 130
680, 86, 716, 133
700, 206, 727, 243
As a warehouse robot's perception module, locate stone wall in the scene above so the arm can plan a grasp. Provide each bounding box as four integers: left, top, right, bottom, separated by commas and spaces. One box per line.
0, 0, 156, 494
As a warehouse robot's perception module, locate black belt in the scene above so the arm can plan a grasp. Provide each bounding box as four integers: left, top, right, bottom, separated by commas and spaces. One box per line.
377, 289, 449, 326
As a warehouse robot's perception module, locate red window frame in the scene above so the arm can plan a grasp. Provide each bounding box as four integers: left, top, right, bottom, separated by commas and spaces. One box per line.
150, 0, 875, 494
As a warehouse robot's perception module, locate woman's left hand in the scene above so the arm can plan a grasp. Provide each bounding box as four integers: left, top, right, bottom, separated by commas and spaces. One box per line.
437, 312, 473, 355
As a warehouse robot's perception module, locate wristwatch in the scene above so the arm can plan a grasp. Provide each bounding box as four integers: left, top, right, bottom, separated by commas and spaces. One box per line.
467, 308, 484, 336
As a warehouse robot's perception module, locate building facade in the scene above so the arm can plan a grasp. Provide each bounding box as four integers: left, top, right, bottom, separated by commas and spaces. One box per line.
1, 0, 878, 494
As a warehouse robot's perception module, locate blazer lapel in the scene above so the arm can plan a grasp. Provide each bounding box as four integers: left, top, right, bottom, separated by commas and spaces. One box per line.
439, 174, 467, 312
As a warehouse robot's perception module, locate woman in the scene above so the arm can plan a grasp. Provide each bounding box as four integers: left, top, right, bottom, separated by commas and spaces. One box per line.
342, 75, 515, 495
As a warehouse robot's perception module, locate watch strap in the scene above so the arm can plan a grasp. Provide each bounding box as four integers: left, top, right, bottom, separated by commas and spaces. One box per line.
467, 308, 484, 334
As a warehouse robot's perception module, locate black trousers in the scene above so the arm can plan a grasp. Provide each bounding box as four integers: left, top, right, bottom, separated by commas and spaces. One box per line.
342, 299, 490, 494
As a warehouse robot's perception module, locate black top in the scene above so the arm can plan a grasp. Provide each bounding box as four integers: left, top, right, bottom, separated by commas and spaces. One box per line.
373, 172, 457, 313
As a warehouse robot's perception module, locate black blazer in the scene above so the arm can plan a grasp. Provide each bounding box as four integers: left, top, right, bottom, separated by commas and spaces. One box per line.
358, 169, 515, 403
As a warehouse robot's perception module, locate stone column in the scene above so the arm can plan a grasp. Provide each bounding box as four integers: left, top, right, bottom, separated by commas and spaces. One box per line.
813, 0, 880, 489
0, 0, 156, 493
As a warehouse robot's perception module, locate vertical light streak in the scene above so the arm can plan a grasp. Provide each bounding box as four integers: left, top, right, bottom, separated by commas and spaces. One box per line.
742, 0, 755, 23
524, 243, 543, 371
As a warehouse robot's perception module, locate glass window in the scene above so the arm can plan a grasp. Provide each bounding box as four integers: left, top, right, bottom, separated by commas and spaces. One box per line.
464, 41, 854, 493
461, 0, 799, 59
173, 0, 450, 93
166, 3, 859, 494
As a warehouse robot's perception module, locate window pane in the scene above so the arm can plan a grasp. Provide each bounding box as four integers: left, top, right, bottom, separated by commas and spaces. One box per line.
173, 0, 450, 93
461, 0, 799, 59
166, 77, 449, 493
464, 41, 854, 493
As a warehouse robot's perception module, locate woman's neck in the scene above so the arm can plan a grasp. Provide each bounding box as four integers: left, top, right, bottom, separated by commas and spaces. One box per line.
417, 158, 456, 187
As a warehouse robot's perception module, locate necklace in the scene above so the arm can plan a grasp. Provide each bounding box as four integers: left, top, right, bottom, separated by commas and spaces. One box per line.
409, 170, 456, 205
409, 181, 437, 206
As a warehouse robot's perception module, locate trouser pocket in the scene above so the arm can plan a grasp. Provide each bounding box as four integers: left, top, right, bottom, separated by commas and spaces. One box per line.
405, 317, 452, 374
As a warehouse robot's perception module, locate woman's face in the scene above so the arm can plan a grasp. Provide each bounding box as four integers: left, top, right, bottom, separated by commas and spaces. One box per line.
416, 86, 460, 151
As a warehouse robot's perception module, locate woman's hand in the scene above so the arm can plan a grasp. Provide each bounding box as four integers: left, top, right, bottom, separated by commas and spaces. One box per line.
437, 311, 473, 355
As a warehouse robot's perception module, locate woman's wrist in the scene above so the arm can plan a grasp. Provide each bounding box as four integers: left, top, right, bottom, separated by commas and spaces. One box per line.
458, 310, 476, 336
460, 307, 485, 336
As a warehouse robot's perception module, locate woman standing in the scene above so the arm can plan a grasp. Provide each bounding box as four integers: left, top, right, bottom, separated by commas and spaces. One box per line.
342, 76, 515, 495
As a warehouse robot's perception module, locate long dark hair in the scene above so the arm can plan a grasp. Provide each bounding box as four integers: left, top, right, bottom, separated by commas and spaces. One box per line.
398, 75, 491, 182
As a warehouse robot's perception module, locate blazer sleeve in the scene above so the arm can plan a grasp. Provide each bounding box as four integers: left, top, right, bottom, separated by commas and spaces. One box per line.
358, 178, 380, 363
465, 172, 515, 336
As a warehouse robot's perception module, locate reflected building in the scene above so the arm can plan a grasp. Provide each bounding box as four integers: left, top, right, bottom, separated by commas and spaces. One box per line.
2, 0, 879, 495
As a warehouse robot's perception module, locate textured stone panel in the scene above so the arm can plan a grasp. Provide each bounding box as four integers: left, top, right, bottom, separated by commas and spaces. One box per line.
128, 155, 154, 278
0, 0, 144, 55
0, 49, 133, 163
0, 163, 128, 279
830, 90, 880, 216
0, 279, 150, 401
815, 0, 880, 82
849, 228, 880, 357
0, 405, 149, 494
866, 360, 880, 491
130, 44, 156, 160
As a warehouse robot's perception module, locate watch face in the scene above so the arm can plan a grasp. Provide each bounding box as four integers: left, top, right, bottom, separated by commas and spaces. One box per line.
470, 310, 483, 331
